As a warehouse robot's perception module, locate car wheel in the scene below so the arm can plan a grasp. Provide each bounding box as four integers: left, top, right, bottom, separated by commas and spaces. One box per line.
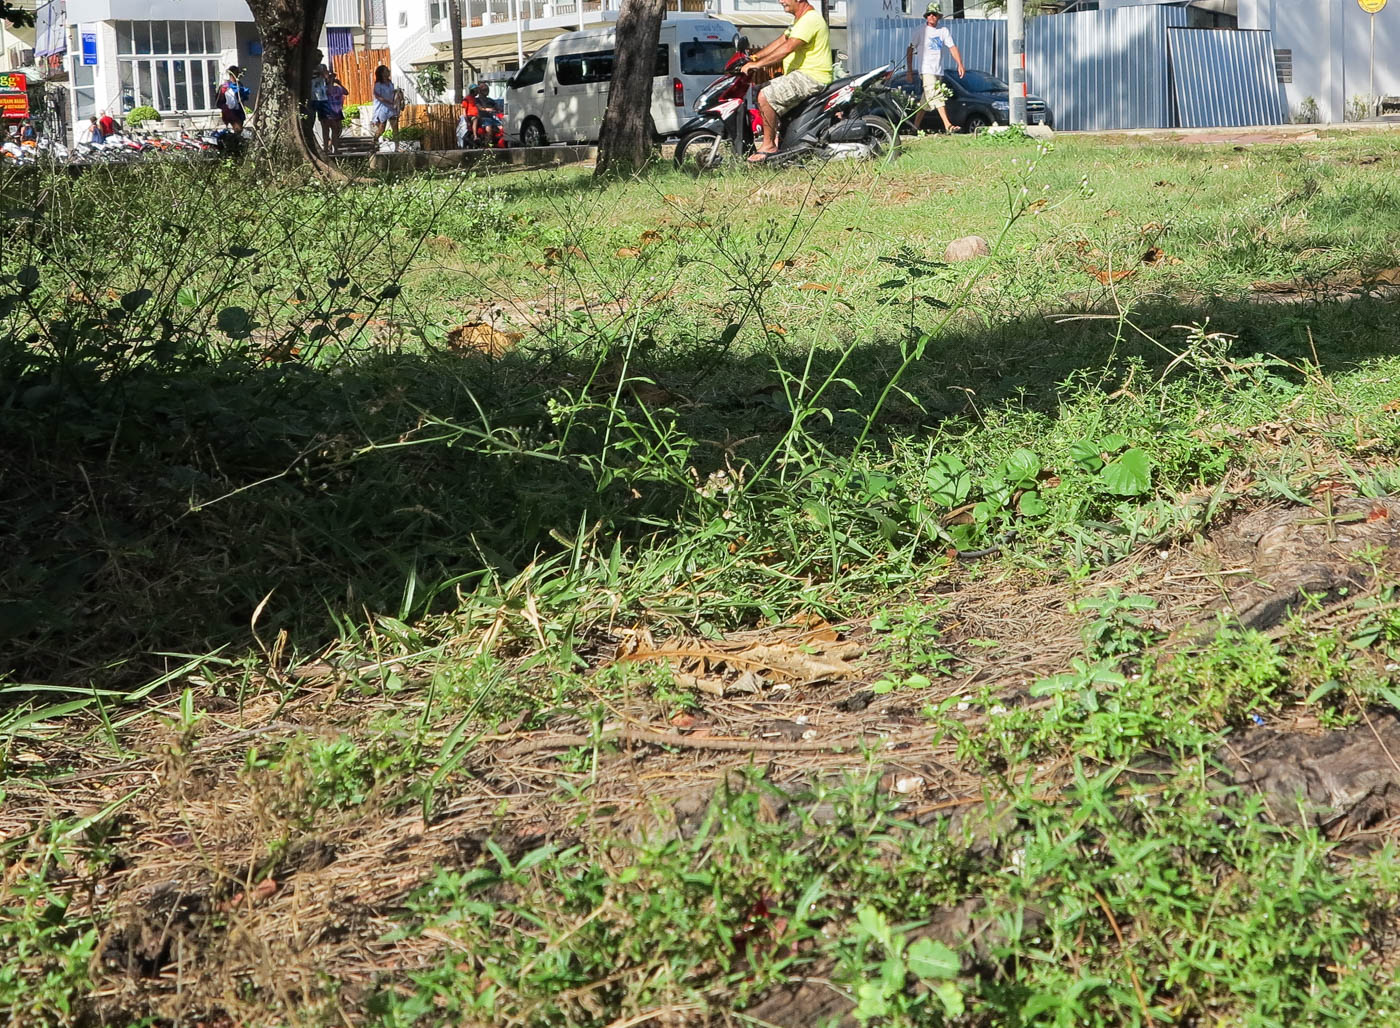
963, 111, 993, 134
521, 118, 547, 148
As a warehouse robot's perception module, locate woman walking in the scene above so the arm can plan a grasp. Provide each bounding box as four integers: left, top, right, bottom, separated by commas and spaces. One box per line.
369, 65, 400, 150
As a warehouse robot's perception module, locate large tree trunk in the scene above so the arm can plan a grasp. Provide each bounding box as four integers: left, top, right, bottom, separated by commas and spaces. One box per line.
246, 0, 340, 175
594, 0, 667, 177
449, 0, 464, 105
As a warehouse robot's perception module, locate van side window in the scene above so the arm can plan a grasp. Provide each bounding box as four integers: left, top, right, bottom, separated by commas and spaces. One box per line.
654, 44, 669, 77
512, 56, 546, 88
556, 50, 615, 86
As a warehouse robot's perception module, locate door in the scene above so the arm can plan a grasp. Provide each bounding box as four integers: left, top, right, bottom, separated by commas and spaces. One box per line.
507, 56, 548, 140
551, 50, 612, 142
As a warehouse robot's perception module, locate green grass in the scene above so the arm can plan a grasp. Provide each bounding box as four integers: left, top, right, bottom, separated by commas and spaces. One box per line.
6, 130, 1400, 1026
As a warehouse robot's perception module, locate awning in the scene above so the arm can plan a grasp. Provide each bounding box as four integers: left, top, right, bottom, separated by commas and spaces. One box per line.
410, 30, 561, 67
713, 12, 845, 27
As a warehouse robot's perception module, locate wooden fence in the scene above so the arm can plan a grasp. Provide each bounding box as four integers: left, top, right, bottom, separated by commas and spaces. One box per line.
332, 48, 392, 108
398, 104, 459, 150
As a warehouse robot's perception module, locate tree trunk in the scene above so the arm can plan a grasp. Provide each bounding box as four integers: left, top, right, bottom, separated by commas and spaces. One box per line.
449, 0, 464, 105
246, 0, 340, 175
594, 0, 667, 178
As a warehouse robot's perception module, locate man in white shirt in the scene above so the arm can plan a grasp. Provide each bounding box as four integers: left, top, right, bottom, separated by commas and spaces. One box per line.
905, 3, 965, 133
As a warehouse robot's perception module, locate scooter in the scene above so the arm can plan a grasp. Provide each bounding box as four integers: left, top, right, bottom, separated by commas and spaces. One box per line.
675, 41, 904, 171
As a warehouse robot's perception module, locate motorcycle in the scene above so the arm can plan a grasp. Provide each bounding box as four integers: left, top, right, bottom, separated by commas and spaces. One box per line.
675, 42, 904, 171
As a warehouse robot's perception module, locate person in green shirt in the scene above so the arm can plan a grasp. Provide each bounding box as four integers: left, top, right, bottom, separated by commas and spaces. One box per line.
739, 0, 833, 161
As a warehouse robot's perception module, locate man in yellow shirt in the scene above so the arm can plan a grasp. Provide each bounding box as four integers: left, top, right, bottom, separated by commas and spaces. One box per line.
739, 0, 833, 160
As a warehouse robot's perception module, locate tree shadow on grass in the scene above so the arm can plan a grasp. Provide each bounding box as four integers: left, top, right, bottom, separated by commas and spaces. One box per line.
4, 289, 1399, 688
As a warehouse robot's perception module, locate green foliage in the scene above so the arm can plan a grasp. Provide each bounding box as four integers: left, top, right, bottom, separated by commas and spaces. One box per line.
385, 124, 427, 142
0, 853, 98, 1024
413, 66, 447, 104
125, 104, 159, 127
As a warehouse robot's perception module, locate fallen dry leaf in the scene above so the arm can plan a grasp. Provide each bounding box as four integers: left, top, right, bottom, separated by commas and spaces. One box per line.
638, 229, 663, 247
446, 321, 523, 357
797, 282, 832, 292
765, 324, 787, 335
1367, 506, 1391, 523
1086, 265, 1135, 285
1141, 247, 1165, 265
615, 247, 642, 259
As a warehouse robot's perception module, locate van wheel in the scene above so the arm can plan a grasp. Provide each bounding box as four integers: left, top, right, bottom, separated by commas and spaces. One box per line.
521, 118, 547, 148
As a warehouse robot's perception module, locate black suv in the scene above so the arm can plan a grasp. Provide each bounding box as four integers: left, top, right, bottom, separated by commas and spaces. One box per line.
893, 68, 1053, 132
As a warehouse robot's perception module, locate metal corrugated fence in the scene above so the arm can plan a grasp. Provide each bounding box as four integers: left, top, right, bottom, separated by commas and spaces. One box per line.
846, 16, 999, 80
1024, 5, 1186, 132
1168, 27, 1285, 128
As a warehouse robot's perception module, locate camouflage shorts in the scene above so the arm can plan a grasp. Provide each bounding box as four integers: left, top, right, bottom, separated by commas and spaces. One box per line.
921, 74, 953, 109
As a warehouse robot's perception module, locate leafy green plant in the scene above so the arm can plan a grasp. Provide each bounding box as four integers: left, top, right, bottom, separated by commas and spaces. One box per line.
839, 906, 963, 1024
413, 66, 447, 104
125, 105, 159, 128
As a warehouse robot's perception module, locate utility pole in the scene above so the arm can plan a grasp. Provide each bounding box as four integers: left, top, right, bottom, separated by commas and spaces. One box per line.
1006, 0, 1026, 125
448, 0, 463, 104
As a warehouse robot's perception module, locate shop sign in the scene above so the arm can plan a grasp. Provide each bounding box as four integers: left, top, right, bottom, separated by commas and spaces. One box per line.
0, 73, 30, 121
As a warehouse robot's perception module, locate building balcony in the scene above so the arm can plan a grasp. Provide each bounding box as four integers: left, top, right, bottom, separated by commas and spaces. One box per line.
422, 0, 843, 45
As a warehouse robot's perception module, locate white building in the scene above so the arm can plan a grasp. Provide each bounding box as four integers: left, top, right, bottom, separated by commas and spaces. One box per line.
30, 0, 384, 137
384, 0, 849, 100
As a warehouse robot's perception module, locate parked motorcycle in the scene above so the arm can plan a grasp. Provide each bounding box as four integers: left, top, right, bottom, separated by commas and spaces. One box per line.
675, 42, 903, 171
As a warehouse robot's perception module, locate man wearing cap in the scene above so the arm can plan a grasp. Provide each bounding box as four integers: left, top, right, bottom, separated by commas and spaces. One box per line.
905, 3, 964, 134
738, 0, 833, 161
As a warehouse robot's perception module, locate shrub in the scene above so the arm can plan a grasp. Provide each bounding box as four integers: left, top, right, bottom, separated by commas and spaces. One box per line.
342, 103, 361, 121
126, 105, 160, 128
385, 125, 425, 142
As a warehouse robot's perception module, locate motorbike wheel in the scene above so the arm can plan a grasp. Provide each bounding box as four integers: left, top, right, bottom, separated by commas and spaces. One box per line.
674, 130, 730, 172
861, 115, 898, 157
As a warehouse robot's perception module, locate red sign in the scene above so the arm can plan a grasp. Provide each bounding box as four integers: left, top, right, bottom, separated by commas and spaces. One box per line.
0, 72, 28, 120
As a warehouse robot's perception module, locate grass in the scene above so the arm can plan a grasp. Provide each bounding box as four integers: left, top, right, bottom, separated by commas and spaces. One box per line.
5, 129, 1400, 1025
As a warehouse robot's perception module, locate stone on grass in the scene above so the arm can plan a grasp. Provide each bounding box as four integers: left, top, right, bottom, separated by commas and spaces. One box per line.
945, 235, 992, 262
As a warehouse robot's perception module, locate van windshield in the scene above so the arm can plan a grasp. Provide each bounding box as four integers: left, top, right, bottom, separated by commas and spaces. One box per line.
679, 41, 735, 76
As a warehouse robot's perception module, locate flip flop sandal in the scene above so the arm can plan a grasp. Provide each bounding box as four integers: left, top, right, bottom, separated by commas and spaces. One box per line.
747, 150, 777, 163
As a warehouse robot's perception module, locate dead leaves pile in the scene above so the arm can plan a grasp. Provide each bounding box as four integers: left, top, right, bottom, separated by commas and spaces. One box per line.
613, 621, 865, 699
445, 321, 524, 357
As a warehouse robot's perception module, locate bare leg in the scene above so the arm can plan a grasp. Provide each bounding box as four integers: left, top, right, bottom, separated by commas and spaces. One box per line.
937, 103, 954, 132
913, 107, 925, 132
331, 119, 342, 152
390, 116, 400, 150
757, 90, 778, 152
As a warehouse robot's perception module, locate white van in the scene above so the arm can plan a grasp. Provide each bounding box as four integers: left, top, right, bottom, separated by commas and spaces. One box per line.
506, 15, 738, 146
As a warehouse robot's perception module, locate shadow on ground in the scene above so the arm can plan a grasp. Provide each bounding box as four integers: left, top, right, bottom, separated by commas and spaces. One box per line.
4, 288, 1399, 687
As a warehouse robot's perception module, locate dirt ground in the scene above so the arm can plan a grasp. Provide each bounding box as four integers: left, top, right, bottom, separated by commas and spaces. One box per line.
10, 492, 1400, 1025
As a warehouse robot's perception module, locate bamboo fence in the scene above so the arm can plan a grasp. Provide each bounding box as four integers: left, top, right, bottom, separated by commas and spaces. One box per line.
331, 48, 392, 108
398, 104, 459, 150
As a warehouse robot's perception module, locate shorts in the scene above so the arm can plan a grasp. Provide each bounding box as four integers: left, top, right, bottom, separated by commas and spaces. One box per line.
761, 71, 825, 117
314, 99, 336, 122
921, 73, 953, 109
220, 108, 244, 125
370, 100, 397, 125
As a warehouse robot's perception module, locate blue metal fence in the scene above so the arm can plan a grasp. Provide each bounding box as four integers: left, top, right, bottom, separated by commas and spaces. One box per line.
1168, 27, 1285, 128
846, 3, 1287, 131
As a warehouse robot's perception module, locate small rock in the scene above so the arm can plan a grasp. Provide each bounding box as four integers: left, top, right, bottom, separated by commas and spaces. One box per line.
1025, 123, 1055, 140
945, 235, 991, 262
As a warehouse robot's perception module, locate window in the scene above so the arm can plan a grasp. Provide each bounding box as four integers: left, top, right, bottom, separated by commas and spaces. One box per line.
1275, 48, 1292, 84
555, 51, 614, 86
428, 0, 448, 28
115, 21, 223, 113
679, 41, 734, 76
511, 56, 547, 88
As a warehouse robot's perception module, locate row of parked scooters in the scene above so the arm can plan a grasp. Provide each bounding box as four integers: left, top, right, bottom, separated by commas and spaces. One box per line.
0, 130, 243, 167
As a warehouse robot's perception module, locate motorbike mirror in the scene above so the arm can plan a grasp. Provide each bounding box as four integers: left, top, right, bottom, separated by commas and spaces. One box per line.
734, 34, 749, 52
